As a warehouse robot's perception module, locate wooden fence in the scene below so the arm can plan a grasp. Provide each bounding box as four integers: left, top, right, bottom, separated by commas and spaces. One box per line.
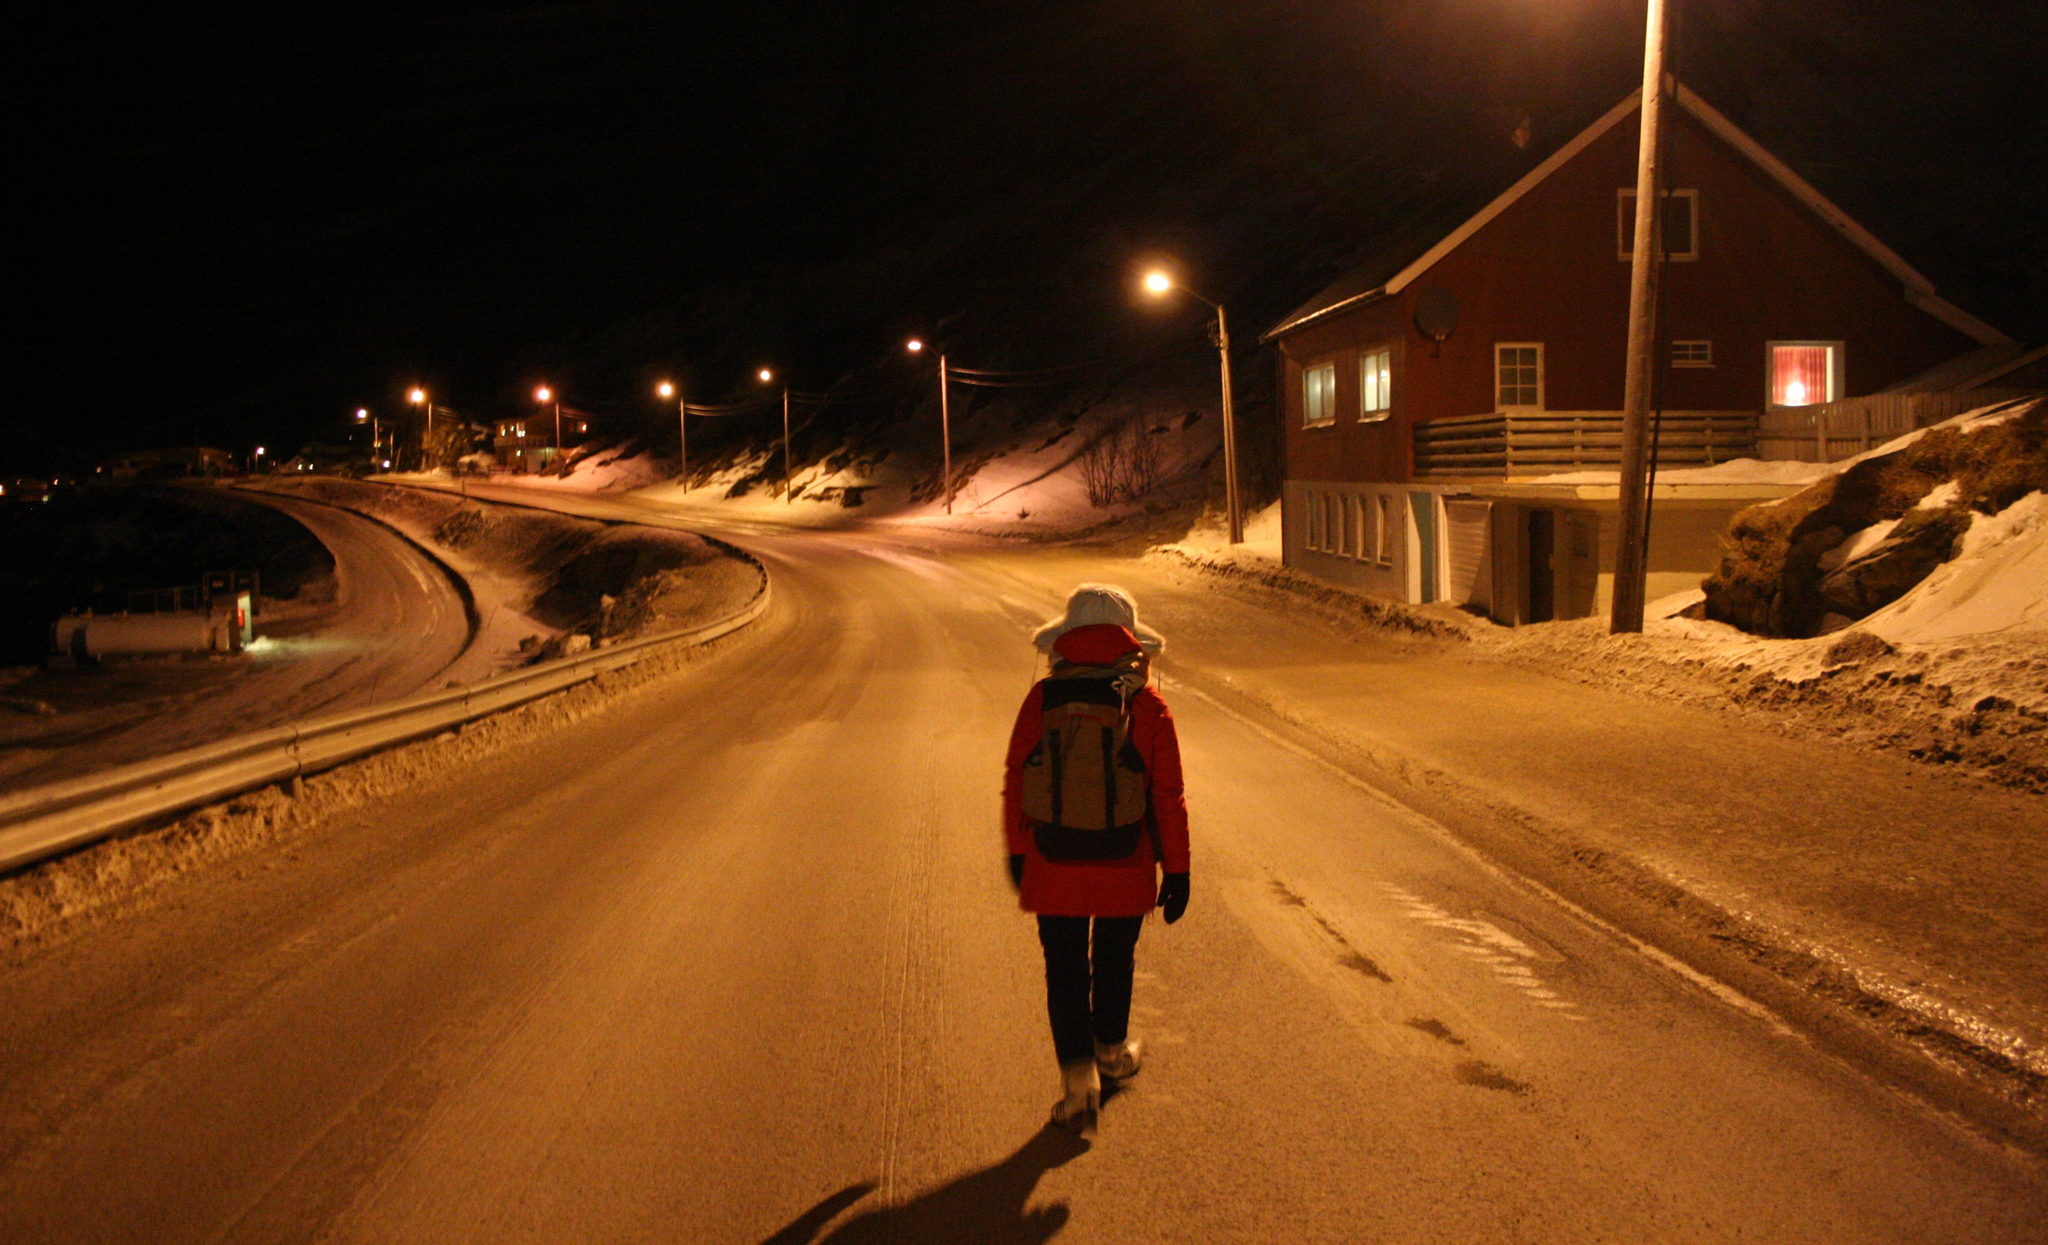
1756, 390, 2039, 462
1413, 410, 1758, 478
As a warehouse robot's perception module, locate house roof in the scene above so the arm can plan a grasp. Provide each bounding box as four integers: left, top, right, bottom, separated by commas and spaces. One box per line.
1883, 343, 2048, 393
1262, 83, 2010, 348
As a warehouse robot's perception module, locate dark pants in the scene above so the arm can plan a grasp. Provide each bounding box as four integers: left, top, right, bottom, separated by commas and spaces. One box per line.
1037, 914, 1144, 1067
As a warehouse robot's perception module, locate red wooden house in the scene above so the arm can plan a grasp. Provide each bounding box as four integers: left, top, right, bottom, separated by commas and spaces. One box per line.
1262, 82, 2009, 624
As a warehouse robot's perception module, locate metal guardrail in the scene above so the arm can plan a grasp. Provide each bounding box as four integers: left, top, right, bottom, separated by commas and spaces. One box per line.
0, 565, 769, 875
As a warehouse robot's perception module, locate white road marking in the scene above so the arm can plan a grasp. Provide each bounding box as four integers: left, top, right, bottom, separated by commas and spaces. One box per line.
1162, 671, 1802, 1039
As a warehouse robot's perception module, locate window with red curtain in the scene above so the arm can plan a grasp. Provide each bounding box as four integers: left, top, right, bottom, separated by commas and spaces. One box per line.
1770, 344, 1837, 406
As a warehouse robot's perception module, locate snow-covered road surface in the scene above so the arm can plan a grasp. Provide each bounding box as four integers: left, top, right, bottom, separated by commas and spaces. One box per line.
0, 492, 473, 790
0, 502, 2041, 1243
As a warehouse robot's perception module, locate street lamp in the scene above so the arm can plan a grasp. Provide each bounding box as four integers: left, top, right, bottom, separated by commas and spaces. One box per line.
1611, 0, 1673, 634
758, 369, 792, 502
534, 385, 561, 470
658, 380, 689, 492
408, 386, 434, 472
355, 408, 384, 463
907, 338, 955, 514
1143, 268, 1243, 544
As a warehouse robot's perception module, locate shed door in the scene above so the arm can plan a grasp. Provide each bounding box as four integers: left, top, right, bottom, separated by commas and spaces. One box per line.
1443, 500, 1493, 611
1409, 493, 1438, 603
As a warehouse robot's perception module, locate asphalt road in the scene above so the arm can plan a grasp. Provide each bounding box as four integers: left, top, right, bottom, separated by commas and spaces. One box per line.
1, 508, 2042, 1243
0, 491, 473, 789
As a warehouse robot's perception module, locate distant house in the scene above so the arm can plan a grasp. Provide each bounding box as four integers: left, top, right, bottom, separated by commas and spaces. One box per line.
1261, 83, 2009, 624
492, 410, 591, 472
96, 447, 237, 481
279, 442, 365, 474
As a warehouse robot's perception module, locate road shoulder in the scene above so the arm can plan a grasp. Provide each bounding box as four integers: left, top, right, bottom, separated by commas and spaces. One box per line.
1130, 544, 2048, 1150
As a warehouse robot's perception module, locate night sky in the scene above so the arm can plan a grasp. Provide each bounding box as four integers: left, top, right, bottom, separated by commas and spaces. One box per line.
17, 1, 2045, 471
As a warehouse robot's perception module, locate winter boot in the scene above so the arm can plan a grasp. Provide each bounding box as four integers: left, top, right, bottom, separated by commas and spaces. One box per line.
1095, 1036, 1143, 1081
1051, 1059, 1100, 1133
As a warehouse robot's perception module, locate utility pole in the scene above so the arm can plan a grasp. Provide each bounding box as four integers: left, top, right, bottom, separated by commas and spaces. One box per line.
939, 352, 954, 514
782, 386, 792, 503
1215, 304, 1242, 544
1610, 0, 1670, 634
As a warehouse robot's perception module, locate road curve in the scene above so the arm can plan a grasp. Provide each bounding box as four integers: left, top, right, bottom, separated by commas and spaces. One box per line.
0, 508, 2041, 1243
0, 491, 472, 790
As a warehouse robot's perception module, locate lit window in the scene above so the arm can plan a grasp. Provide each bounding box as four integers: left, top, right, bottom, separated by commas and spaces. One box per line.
1360, 348, 1392, 421
1618, 189, 1699, 261
1768, 342, 1842, 407
1496, 343, 1543, 410
1303, 362, 1337, 427
1671, 340, 1713, 368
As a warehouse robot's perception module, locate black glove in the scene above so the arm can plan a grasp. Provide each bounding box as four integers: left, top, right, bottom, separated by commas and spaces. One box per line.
1007, 854, 1026, 891
1158, 872, 1190, 924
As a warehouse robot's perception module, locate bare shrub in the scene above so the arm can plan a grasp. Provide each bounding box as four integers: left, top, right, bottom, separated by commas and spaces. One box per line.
1079, 418, 1165, 507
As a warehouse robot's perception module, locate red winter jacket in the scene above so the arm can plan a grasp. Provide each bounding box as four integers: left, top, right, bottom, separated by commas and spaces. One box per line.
1002, 623, 1191, 917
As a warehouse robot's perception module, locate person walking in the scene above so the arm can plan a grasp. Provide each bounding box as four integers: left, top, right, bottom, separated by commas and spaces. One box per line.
1002, 584, 1191, 1132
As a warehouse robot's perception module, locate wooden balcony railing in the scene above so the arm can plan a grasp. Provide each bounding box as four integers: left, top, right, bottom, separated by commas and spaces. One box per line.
1413, 410, 1758, 478
1755, 390, 2038, 463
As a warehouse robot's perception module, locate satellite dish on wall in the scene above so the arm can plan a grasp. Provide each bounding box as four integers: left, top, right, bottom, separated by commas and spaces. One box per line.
1413, 288, 1460, 349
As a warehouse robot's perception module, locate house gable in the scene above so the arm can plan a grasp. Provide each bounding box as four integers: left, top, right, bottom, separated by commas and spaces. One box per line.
1267, 84, 2008, 349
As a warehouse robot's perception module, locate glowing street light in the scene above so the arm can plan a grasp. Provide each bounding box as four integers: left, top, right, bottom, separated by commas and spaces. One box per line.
1143, 266, 1243, 544
909, 338, 954, 514
657, 380, 690, 492
534, 385, 562, 469
354, 408, 386, 462
407, 387, 436, 472
758, 369, 792, 502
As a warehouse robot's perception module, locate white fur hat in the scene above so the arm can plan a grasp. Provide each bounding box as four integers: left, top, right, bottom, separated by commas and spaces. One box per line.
1031, 583, 1165, 654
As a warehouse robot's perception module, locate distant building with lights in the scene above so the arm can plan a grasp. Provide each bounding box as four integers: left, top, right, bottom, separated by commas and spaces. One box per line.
95, 447, 237, 482
1261, 82, 2020, 624
491, 411, 592, 472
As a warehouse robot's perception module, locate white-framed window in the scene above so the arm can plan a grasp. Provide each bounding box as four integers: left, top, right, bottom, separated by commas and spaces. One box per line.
1341, 495, 1360, 558
1495, 343, 1544, 411
1375, 494, 1395, 566
1359, 347, 1392, 421
1671, 340, 1713, 368
1306, 491, 1324, 550
1618, 188, 1699, 262
1767, 341, 1843, 407
1303, 362, 1337, 427
1322, 494, 1339, 552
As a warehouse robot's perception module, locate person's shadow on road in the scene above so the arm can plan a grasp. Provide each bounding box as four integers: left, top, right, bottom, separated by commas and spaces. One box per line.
759, 1124, 1091, 1245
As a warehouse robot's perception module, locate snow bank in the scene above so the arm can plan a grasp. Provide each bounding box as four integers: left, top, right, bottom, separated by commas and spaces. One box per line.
1172, 499, 1283, 561
1863, 490, 2047, 644
462, 393, 1225, 541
